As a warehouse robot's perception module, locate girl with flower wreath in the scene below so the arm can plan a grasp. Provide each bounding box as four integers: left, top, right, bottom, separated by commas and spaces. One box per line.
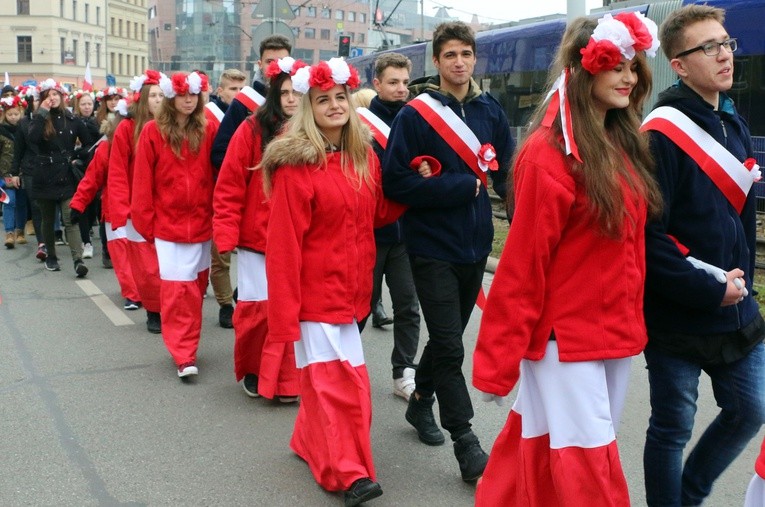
213, 57, 305, 401
107, 69, 165, 329
1, 95, 28, 247
260, 58, 404, 506
472, 13, 663, 506
131, 71, 218, 379
95, 86, 127, 130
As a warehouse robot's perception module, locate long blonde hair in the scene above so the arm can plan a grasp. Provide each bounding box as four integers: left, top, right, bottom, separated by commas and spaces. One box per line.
262, 84, 371, 194
518, 17, 661, 236
154, 94, 206, 158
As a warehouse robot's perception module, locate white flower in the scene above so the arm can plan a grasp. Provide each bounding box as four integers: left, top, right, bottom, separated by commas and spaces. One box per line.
187, 72, 202, 94
0, 97, 13, 108
116, 99, 129, 117
327, 57, 351, 85
159, 75, 175, 99
593, 14, 636, 60
129, 75, 146, 92
39, 78, 58, 92
635, 12, 660, 57
278, 57, 296, 74
292, 66, 311, 95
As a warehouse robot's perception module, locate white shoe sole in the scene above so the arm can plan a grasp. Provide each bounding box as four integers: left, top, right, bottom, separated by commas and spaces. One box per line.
178, 366, 199, 378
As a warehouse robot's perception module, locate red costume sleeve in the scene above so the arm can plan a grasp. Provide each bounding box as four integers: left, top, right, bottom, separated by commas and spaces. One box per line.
71, 141, 108, 213
473, 140, 575, 396
107, 120, 134, 229
213, 120, 262, 253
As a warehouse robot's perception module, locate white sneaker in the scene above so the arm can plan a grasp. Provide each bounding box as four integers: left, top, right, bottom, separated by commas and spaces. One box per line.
177, 364, 198, 378
393, 367, 416, 401
83, 243, 94, 259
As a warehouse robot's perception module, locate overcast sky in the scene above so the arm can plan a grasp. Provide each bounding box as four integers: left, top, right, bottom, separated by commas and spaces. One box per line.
424, 0, 607, 25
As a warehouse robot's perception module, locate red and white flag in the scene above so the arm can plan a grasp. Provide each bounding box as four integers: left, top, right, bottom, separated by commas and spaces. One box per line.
83, 62, 93, 92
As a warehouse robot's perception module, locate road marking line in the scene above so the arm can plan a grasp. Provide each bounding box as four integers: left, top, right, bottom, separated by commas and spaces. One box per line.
76, 280, 135, 326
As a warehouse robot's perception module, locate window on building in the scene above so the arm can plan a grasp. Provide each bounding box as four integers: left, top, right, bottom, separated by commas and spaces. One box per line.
118, 53, 123, 75
72, 0, 77, 21
110, 52, 115, 73
61, 37, 66, 63
141, 24, 145, 41
348, 11, 355, 22
335, 9, 343, 20
307, 6, 316, 17
304, 27, 315, 39
72, 39, 78, 64
293, 6, 300, 16
60, 0, 64, 17
96, 6, 100, 25
134, 55, 139, 74
320, 29, 330, 40
84, 41, 90, 63
17, 36, 32, 63
321, 8, 330, 18
360, 13, 366, 23
111, 17, 115, 35
141, 56, 146, 71
348, 33, 355, 42
84, 3, 89, 23
359, 33, 365, 43
126, 54, 131, 76
96, 43, 101, 67
119, 19, 123, 37
17, 0, 30, 15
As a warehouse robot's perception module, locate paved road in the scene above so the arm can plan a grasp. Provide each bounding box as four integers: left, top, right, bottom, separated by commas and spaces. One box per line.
1, 237, 762, 506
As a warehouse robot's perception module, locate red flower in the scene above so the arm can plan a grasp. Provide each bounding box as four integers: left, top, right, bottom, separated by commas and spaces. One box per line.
744, 158, 757, 170
265, 60, 283, 80
144, 69, 161, 85
478, 143, 499, 171
171, 73, 190, 96
580, 39, 622, 74
615, 12, 652, 52
745, 158, 762, 182
199, 73, 210, 92
346, 65, 361, 89
309, 61, 335, 91
291, 60, 308, 75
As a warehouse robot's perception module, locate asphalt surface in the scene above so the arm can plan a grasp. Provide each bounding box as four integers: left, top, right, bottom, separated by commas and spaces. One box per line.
1, 234, 762, 506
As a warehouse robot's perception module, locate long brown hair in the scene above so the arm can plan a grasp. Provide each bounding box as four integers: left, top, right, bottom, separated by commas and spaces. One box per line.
154, 94, 206, 158
39, 89, 67, 140
518, 17, 661, 236
130, 84, 160, 150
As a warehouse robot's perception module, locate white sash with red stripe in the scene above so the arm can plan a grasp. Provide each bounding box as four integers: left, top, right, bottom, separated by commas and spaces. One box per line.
641, 106, 754, 213
235, 86, 266, 113
356, 107, 389, 149
204, 101, 224, 125
408, 93, 489, 186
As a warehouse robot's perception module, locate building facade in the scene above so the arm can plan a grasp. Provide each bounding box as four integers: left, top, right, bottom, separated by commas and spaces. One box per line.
107, 0, 150, 86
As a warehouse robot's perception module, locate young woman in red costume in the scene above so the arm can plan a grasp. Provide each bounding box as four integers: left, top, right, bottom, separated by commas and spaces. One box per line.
473, 14, 662, 506
213, 57, 304, 401
107, 70, 165, 332
131, 71, 217, 379
261, 58, 403, 506
70, 99, 141, 310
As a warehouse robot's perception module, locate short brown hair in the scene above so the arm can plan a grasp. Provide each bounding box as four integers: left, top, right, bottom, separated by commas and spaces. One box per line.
259, 35, 292, 57
374, 53, 412, 79
432, 21, 476, 60
660, 4, 725, 60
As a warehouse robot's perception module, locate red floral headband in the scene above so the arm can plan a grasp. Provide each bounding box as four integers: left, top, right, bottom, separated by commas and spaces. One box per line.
291, 58, 360, 94
579, 12, 659, 74
265, 57, 309, 82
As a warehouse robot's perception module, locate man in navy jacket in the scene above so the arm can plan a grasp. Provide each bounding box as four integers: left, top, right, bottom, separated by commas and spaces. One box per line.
382, 21, 513, 482
642, 5, 765, 506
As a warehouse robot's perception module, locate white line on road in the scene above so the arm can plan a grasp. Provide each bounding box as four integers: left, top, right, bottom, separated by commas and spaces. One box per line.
76, 280, 135, 326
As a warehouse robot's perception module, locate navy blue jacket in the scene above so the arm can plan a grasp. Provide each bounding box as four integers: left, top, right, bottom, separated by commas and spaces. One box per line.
644, 82, 760, 345
382, 76, 513, 264
210, 93, 249, 170
368, 95, 406, 245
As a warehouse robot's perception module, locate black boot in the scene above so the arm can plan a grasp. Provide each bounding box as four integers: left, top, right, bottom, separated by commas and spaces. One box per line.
146, 311, 161, 334
405, 394, 445, 445
218, 303, 234, 328
344, 478, 382, 507
453, 431, 488, 482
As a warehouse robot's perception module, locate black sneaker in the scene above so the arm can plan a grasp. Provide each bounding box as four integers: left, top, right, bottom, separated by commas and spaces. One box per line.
44, 256, 61, 271
453, 431, 489, 482
242, 374, 260, 398
405, 393, 445, 446
344, 478, 382, 507
123, 299, 142, 311
102, 257, 113, 269
146, 311, 161, 334
219, 303, 234, 328
74, 260, 88, 278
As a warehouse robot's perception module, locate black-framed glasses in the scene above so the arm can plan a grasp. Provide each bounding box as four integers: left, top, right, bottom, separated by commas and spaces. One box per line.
675, 38, 737, 59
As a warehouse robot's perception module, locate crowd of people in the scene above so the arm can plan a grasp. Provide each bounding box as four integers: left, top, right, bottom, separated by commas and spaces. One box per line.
2, 5, 765, 506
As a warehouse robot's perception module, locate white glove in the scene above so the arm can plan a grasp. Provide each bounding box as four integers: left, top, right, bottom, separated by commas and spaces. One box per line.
687, 256, 727, 283
480, 392, 508, 407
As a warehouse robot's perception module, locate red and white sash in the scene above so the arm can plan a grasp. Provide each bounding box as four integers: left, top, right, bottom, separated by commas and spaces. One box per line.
408, 94, 490, 186
641, 106, 754, 213
356, 107, 390, 149
234, 86, 266, 113
204, 101, 224, 126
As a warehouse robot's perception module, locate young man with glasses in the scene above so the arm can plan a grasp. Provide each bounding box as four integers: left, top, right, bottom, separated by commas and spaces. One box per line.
641, 5, 765, 506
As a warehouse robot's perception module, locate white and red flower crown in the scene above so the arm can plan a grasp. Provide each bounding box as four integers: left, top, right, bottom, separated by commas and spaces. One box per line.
159, 71, 204, 99
0, 95, 27, 111
96, 86, 128, 101
72, 89, 95, 101
265, 57, 309, 82
291, 58, 360, 95
115, 98, 130, 117
38, 78, 67, 96
580, 12, 659, 74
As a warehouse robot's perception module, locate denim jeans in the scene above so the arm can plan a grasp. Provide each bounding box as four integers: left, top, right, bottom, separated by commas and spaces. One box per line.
2, 187, 28, 232
643, 341, 765, 506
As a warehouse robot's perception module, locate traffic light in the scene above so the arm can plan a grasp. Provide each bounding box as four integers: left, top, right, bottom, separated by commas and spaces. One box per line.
338, 36, 351, 57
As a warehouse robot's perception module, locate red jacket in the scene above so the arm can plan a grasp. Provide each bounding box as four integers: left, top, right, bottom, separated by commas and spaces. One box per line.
131, 120, 217, 243
473, 129, 649, 396
213, 116, 268, 254
107, 119, 136, 229
71, 140, 110, 221
265, 146, 403, 343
